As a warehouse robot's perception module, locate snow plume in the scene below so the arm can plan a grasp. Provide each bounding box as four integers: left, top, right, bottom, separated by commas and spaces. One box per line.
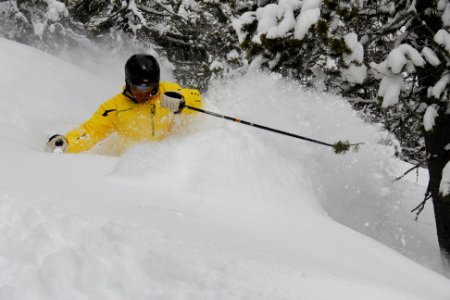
423, 104, 439, 131
44, 0, 68, 22
2, 37, 450, 298
294, 0, 322, 40
29, 0, 69, 37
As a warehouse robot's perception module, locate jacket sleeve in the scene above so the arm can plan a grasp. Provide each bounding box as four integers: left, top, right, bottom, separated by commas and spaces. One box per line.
180, 88, 202, 114
65, 97, 118, 153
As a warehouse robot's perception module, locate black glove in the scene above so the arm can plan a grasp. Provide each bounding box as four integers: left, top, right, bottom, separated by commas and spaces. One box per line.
47, 134, 68, 153
161, 91, 185, 114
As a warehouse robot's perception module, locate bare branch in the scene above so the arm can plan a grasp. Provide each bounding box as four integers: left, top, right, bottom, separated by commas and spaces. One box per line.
393, 161, 424, 182
411, 185, 432, 220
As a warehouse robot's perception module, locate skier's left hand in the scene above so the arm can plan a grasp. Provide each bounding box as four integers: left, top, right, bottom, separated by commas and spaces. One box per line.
161, 91, 185, 114
47, 134, 68, 153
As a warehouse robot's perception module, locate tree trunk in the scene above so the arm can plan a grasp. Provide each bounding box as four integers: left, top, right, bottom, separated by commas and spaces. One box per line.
424, 112, 450, 274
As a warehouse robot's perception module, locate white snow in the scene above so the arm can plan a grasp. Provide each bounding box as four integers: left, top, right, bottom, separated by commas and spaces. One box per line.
294, 0, 322, 40
386, 44, 425, 74
253, 4, 279, 43
226, 49, 239, 61
370, 44, 425, 107
439, 1, 450, 27
44, 0, 69, 22
343, 32, 364, 64
407, 0, 417, 13
438, 0, 448, 10
0, 2, 11, 14
342, 33, 367, 84
232, 0, 322, 43
423, 104, 439, 131
440, 162, 450, 197
429, 73, 450, 100
421, 46, 441, 66
0, 37, 449, 299
209, 60, 224, 71
377, 75, 405, 107
434, 29, 450, 54
231, 12, 256, 44
342, 65, 367, 84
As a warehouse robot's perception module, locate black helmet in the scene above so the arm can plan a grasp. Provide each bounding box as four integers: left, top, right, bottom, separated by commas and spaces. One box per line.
125, 54, 160, 87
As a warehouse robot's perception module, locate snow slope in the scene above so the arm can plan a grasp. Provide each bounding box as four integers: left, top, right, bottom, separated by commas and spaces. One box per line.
0, 37, 449, 299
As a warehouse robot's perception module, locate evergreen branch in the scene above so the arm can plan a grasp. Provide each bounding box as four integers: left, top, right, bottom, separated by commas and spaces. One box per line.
362, 10, 414, 47
409, 12, 450, 65
346, 97, 378, 104
137, 5, 170, 17
332, 141, 364, 154
152, 1, 189, 21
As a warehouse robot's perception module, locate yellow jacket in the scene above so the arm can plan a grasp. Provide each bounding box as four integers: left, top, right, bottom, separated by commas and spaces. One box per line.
65, 81, 202, 153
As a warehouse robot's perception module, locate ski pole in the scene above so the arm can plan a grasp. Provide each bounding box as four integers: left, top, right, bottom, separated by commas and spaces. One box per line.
184, 105, 362, 154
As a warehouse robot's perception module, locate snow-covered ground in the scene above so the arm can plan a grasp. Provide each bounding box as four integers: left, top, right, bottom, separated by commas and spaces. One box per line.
0, 37, 449, 299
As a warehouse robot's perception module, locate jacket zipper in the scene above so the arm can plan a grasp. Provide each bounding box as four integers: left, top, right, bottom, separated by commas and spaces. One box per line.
150, 103, 155, 137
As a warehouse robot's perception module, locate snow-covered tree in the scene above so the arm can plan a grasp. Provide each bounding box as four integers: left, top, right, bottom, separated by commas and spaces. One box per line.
0, 0, 245, 91
0, 0, 84, 51
235, 0, 450, 271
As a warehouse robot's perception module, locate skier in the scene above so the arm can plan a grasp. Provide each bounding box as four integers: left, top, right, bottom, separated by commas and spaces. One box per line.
47, 54, 202, 153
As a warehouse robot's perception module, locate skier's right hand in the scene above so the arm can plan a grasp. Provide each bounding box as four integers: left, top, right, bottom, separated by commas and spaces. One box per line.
47, 134, 68, 153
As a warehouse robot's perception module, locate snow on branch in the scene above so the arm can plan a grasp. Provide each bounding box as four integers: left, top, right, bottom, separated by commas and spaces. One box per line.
342, 33, 367, 85
440, 161, 450, 197
232, 12, 257, 44
44, 0, 68, 22
127, 0, 147, 32
9, 1, 28, 25
428, 73, 450, 100
434, 29, 450, 54
377, 75, 405, 108
370, 44, 424, 107
248, 0, 301, 43
233, 0, 323, 44
423, 104, 439, 131
253, 4, 280, 43
343, 33, 364, 64
294, 0, 322, 40
421, 47, 441, 66
386, 44, 425, 74
266, 1, 299, 39
438, 0, 450, 27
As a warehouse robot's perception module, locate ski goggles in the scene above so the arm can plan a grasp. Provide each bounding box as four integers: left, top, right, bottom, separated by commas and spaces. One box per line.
130, 82, 158, 93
